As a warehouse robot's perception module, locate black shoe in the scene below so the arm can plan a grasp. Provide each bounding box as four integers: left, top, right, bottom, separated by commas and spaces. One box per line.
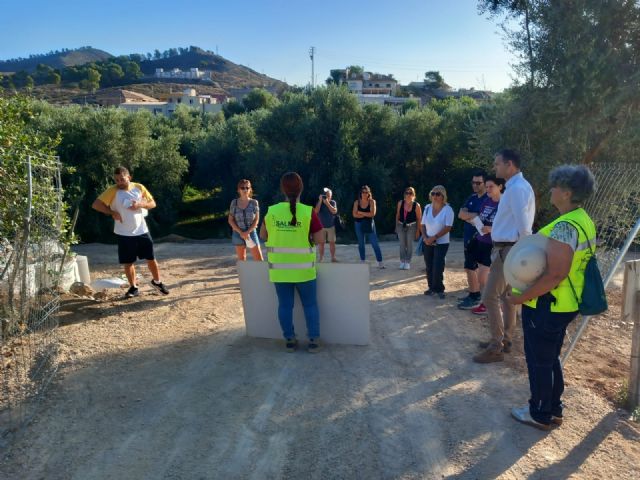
437, 292, 446, 299
285, 338, 298, 353
125, 286, 139, 299
424, 290, 435, 296
307, 338, 321, 353
458, 296, 481, 310
459, 291, 480, 301
151, 280, 170, 295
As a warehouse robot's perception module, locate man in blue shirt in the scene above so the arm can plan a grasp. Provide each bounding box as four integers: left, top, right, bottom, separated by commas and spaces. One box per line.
457, 170, 487, 309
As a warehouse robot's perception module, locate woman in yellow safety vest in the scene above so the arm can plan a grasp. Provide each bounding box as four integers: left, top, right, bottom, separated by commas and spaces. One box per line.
260, 172, 325, 353
507, 165, 597, 431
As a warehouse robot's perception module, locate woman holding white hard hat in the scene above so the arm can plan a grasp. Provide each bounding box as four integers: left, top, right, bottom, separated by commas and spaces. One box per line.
506, 165, 597, 431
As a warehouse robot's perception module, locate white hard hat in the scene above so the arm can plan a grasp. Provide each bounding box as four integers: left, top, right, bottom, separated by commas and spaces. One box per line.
503, 234, 549, 291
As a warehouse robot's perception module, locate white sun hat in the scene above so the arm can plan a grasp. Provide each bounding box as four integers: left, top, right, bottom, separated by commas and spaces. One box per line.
503, 234, 549, 291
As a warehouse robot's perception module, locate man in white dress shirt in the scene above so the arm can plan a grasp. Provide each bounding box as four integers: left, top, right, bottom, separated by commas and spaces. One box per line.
474, 149, 535, 363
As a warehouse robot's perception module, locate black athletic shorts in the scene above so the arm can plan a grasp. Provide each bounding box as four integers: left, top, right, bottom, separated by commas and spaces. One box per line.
117, 233, 155, 264
463, 238, 478, 270
471, 240, 493, 268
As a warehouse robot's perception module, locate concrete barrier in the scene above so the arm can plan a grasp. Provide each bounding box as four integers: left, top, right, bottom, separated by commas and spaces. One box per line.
237, 261, 370, 345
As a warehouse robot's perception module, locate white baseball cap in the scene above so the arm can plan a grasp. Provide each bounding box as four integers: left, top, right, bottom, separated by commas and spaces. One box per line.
503, 234, 549, 291
323, 187, 332, 195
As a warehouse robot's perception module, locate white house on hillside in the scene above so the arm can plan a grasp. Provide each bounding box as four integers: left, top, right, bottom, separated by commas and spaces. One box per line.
332, 69, 415, 107
155, 68, 206, 80
119, 88, 224, 116
336, 70, 398, 96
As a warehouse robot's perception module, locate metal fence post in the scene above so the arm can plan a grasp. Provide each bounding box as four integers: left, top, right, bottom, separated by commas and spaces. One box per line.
625, 260, 640, 408
562, 215, 640, 365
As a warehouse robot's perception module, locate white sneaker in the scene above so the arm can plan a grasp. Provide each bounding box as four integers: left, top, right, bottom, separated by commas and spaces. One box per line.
405, 262, 410, 270
399, 262, 405, 270
510, 406, 552, 431
378, 262, 386, 269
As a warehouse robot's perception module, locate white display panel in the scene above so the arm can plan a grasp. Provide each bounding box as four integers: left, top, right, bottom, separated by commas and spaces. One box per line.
237, 262, 370, 345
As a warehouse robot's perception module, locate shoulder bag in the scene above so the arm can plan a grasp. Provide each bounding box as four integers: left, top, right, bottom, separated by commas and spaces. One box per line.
565, 220, 608, 316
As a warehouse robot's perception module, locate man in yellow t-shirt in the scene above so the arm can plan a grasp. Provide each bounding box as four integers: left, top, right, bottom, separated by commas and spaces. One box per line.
92, 166, 170, 299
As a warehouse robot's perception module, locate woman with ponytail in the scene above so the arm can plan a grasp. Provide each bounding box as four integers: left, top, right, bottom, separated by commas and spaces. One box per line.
260, 172, 324, 353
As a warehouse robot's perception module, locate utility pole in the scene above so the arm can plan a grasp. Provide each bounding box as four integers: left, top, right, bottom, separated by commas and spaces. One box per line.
309, 46, 315, 88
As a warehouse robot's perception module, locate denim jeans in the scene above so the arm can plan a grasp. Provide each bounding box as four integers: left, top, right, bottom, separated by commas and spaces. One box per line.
355, 221, 383, 262
522, 295, 577, 424
231, 229, 260, 246
273, 279, 320, 340
423, 243, 449, 293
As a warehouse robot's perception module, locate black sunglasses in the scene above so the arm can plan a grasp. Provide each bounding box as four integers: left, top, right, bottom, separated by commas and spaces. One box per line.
430, 191, 443, 197
471, 181, 483, 185
239, 186, 251, 190
404, 191, 413, 195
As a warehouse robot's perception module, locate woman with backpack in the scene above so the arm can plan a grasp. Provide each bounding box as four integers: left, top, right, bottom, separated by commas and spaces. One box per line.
507, 165, 599, 431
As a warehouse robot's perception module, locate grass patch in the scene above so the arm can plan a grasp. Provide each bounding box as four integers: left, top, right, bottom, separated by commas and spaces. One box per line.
182, 185, 220, 203
615, 379, 630, 408
614, 379, 640, 421
168, 185, 230, 239
171, 213, 229, 239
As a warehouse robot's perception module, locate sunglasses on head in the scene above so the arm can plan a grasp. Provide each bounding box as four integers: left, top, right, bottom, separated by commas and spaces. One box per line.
430, 191, 443, 197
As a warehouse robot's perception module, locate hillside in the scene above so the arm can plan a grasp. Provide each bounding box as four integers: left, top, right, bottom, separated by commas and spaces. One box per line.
0, 47, 112, 73
139, 48, 283, 90
1, 46, 287, 103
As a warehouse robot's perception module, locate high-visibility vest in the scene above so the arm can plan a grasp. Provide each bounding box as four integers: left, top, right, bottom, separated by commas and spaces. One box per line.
265, 202, 316, 283
523, 207, 596, 312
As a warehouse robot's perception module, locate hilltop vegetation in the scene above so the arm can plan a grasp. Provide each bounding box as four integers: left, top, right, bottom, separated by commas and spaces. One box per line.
0, 46, 112, 72
0, 46, 285, 100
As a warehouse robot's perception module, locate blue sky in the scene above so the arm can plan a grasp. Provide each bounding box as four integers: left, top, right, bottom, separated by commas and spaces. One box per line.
1, 0, 517, 91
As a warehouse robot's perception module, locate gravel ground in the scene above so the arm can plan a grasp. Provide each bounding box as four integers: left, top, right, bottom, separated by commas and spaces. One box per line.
1, 240, 639, 479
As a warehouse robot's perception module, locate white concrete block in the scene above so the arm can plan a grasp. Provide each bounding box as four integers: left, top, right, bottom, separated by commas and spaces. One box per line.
237, 261, 370, 345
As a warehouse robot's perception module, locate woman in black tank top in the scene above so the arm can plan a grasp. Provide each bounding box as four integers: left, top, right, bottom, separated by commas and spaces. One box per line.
352, 185, 384, 268
395, 187, 422, 269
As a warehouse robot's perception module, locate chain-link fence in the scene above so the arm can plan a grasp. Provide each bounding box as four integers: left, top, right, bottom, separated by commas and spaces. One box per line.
0, 153, 64, 436
562, 162, 640, 364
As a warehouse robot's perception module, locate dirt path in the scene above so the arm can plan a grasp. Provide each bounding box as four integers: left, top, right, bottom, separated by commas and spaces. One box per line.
1, 241, 639, 479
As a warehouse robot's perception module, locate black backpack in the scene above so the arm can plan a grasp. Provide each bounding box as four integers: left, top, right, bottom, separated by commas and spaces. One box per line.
566, 220, 608, 316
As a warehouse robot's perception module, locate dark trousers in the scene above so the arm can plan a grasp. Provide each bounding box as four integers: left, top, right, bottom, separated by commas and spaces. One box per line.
522, 295, 577, 423
423, 243, 449, 293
